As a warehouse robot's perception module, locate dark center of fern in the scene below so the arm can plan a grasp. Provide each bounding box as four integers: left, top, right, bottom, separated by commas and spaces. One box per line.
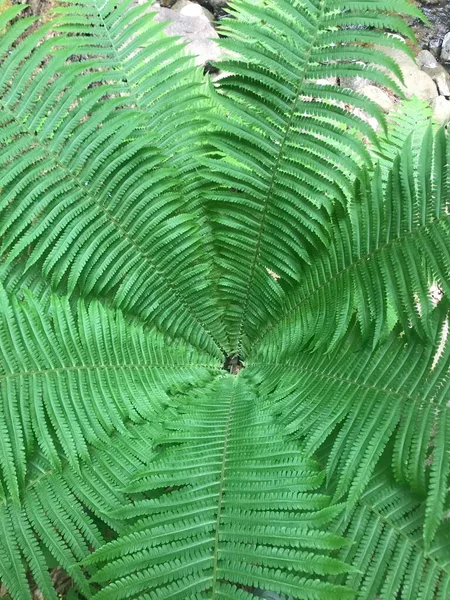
223, 355, 244, 375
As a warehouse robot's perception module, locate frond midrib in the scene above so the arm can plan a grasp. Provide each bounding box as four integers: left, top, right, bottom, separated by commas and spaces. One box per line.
211, 385, 234, 596
0, 361, 220, 382
251, 361, 437, 408
233, 0, 326, 354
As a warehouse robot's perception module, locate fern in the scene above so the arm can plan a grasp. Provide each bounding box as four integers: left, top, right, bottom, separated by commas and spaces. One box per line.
250, 125, 450, 353
87, 377, 354, 600
334, 465, 450, 599
251, 304, 450, 549
0, 0, 449, 598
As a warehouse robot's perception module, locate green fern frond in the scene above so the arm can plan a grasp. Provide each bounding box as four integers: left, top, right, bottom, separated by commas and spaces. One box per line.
0, 3, 227, 355
204, 0, 423, 354
87, 376, 354, 600
0, 283, 218, 507
334, 466, 450, 599
249, 306, 450, 547
251, 124, 450, 354
373, 98, 435, 178
0, 418, 169, 599
52, 0, 211, 183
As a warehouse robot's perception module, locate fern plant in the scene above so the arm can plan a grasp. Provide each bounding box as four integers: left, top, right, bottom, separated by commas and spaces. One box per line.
0, 0, 449, 598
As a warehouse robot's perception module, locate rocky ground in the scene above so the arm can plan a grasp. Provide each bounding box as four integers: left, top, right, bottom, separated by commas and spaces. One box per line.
149, 0, 450, 127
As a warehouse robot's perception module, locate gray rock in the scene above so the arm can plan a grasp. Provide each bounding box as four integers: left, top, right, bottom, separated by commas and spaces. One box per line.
359, 85, 395, 113
441, 32, 450, 62
151, 1, 221, 66
339, 74, 371, 92
421, 64, 450, 97
432, 95, 450, 124
416, 49, 439, 69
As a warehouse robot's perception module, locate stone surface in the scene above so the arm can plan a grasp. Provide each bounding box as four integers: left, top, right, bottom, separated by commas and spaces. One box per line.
416, 49, 439, 69
151, 0, 221, 66
339, 72, 370, 92
380, 45, 439, 102
432, 95, 450, 124
359, 85, 395, 113
420, 63, 450, 97
171, 0, 214, 21
441, 31, 450, 62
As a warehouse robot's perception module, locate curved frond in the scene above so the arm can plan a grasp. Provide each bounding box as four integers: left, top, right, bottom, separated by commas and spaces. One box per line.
373, 98, 435, 178
0, 284, 218, 506
0, 420, 163, 599
0, 4, 226, 355
52, 0, 211, 180
248, 307, 450, 548
251, 125, 450, 354
88, 377, 354, 600
334, 466, 450, 599
204, 0, 423, 353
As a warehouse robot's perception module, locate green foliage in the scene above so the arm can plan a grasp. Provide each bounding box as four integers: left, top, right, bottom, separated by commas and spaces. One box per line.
0, 0, 448, 599
88, 378, 354, 600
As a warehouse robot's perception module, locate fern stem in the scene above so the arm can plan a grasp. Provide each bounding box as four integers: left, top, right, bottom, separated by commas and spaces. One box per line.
234, 0, 325, 355
211, 379, 235, 596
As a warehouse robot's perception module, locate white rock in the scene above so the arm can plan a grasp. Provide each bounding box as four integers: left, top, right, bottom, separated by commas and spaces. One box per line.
379, 45, 439, 102
151, 1, 221, 66
315, 77, 338, 86
416, 49, 439, 69
441, 32, 450, 63
339, 71, 370, 92
432, 96, 450, 125
359, 84, 395, 113
171, 0, 214, 21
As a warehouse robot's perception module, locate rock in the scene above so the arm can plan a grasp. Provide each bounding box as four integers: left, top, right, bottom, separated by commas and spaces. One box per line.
359, 85, 395, 113
434, 70, 450, 96
432, 96, 450, 124
315, 77, 338, 86
441, 32, 450, 62
379, 45, 439, 102
427, 39, 442, 59
416, 49, 438, 69
422, 64, 450, 97
339, 70, 370, 92
151, 0, 221, 66
171, 0, 214, 21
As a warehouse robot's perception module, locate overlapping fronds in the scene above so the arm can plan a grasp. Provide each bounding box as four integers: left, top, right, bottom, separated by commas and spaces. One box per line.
248, 305, 450, 549
334, 466, 450, 599
205, 0, 423, 353
0, 284, 218, 507
373, 98, 434, 178
87, 376, 354, 599
2, 0, 450, 597
52, 0, 211, 179
0, 3, 226, 355
0, 420, 163, 599
251, 124, 450, 355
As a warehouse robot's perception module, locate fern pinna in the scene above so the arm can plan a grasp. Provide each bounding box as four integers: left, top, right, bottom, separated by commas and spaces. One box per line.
0, 0, 449, 598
